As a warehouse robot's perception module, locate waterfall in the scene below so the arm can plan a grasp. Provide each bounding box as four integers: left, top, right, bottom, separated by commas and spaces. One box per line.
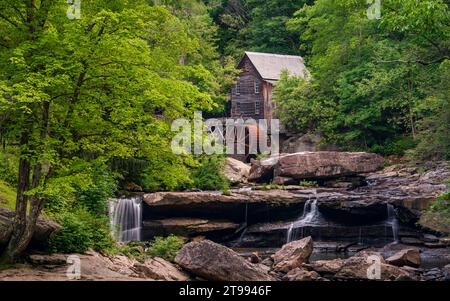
109, 197, 142, 243
235, 228, 248, 246
286, 223, 295, 243
286, 192, 322, 243
243, 202, 248, 225
233, 203, 249, 247
387, 204, 399, 243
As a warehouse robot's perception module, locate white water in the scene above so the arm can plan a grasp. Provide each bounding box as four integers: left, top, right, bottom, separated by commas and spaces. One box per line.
109, 197, 142, 243
387, 204, 399, 243
286, 192, 322, 243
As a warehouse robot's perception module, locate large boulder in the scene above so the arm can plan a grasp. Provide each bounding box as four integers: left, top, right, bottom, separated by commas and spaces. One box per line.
274, 152, 384, 180
386, 248, 421, 268
224, 158, 250, 184
271, 236, 313, 272
248, 156, 279, 183
303, 258, 345, 276
133, 257, 190, 281
0, 207, 61, 250
175, 240, 274, 281
335, 251, 414, 281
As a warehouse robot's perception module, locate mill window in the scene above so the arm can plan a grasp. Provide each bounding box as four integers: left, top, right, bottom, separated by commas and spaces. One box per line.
254, 81, 260, 94
255, 102, 260, 115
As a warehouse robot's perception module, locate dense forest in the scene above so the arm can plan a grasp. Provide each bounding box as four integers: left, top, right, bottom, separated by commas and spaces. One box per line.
0, 0, 448, 265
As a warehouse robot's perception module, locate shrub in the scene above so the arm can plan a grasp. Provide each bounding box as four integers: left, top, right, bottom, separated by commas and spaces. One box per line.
192, 155, 229, 191
49, 208, 114, 253
369, 136, 417, 156
137, 152, 194, 192
428, 190, 450, 215
146, 235, 185, 262
108, 241, 148, 262
48, 211, 92, 253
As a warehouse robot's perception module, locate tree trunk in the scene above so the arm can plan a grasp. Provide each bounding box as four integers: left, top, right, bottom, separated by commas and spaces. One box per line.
1, 102, 49, 263
1, 149, 31, 263
4, 164, 45, 262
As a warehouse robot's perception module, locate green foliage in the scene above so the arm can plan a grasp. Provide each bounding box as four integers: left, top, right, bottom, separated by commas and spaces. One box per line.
209, 0, 311, 57
276, 0, 450, 157
409, 79, 450, 161
44, 162, 117, 253
0, 0, 232, 257
138, 152, 195, 192
299, 180, 318, 187
146, 235, 185, 262
0, 180, 16, 210
418, 188, 450, 234
107, 236, 185, 262
43, 161, 117, 215
370, 136, 417, 156
273, 71, 335, 133
244, 0, 311, 55
111, 241, 149, 262
192, 155, 230, 191
429, 188, 450, 216
0, 0, 226, 195
49, 208, 114, 254
0, 151, 18, 186
74, 164, 117, 216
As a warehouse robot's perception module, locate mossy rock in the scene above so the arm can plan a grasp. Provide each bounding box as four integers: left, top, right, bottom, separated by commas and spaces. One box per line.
418, 211, 450, 235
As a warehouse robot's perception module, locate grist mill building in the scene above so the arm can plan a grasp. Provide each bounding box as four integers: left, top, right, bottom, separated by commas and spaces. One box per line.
230, 51, 307, 121
228, 52, 308, 161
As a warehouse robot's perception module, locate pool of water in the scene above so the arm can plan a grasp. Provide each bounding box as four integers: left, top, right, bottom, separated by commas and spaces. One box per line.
233, 245, 450, 269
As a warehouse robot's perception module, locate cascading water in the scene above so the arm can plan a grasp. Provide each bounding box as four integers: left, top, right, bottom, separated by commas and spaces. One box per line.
234, 203, 249, 247
109, 197, 142, 243
386, 203, 399, 243
286, 191, 322, 243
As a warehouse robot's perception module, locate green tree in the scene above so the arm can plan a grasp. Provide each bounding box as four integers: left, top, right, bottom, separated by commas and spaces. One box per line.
208, 0, 311, 57
283, 0, 449, 154
0, 0, 217, 262
273, 70, 336, 133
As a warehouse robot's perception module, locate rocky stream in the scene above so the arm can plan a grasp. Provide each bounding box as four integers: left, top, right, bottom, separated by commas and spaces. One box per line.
1, 152, 449, 281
